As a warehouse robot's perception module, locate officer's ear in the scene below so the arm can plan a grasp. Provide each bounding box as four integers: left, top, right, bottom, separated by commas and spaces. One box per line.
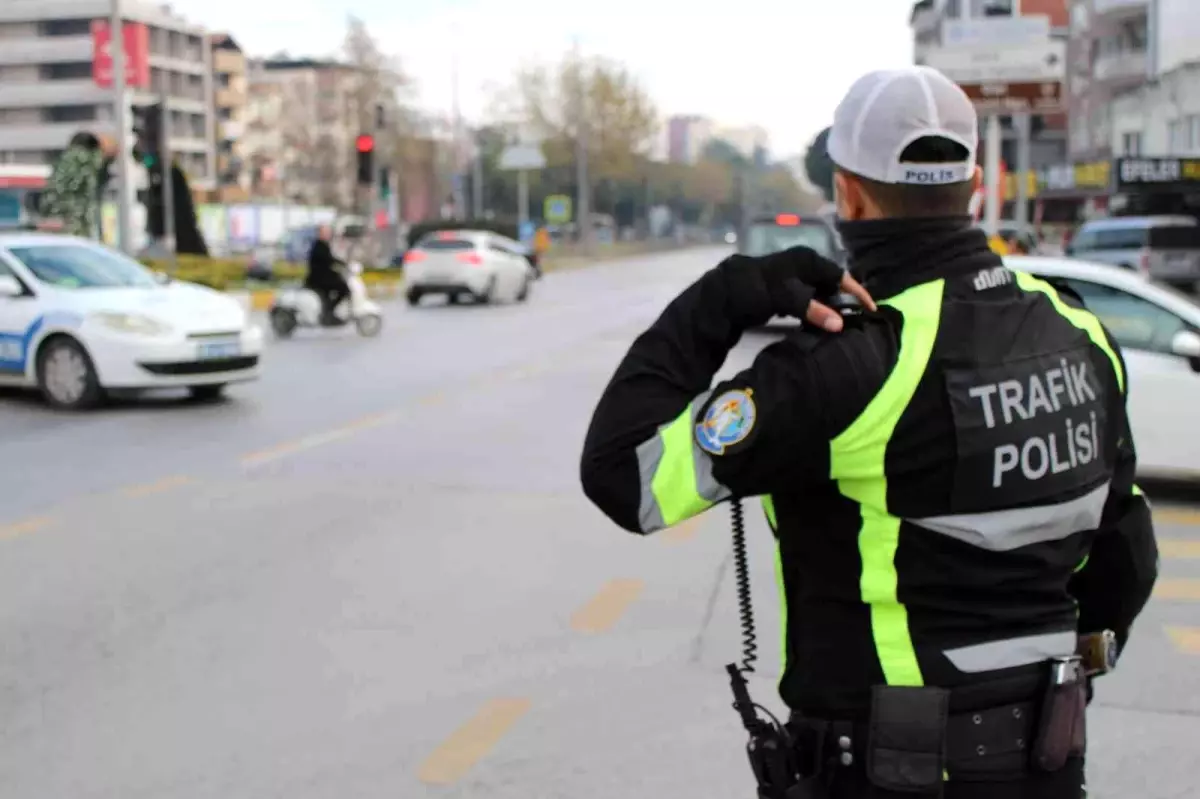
970, 165, 984, 194
834, 171, 871, 222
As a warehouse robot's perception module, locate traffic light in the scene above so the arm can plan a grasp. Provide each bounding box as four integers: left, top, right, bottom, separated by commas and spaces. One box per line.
378, 167, 390, 200
356, 133, 374, 185
132, 102, 163, 168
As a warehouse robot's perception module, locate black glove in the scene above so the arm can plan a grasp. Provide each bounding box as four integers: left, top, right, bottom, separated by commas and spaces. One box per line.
717, 246, 846, 330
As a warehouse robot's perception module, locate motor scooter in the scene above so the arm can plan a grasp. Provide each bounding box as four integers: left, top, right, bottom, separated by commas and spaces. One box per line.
268, 262, 383, 338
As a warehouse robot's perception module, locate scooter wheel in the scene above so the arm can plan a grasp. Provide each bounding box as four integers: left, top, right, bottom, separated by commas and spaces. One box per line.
269, 307, 298, 338
355, 314, 383, 337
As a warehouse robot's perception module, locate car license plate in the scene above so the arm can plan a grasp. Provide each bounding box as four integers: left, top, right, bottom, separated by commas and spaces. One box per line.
197, 339, 240, 359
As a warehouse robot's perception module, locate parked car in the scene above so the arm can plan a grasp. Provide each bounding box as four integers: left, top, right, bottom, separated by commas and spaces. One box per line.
1006, 254, 1200, 480
1064, 215, 1200, 291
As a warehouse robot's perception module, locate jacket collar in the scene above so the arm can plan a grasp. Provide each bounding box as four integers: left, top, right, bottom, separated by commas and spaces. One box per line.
836, 216, 1002, 301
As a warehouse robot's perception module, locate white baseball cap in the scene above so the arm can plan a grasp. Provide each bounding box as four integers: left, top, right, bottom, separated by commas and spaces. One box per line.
826, 66, 978, 186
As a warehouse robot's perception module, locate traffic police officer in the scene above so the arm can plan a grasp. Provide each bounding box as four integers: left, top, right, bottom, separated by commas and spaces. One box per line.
580, 66, 1158, 798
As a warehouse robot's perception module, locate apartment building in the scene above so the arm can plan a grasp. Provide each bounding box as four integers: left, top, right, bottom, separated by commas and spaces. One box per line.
1068, 0, 1200, 159
715, 124, 770, 164
210, 33, 247, 199
0, 0, 215, 186
666, 115, 714, 165
242, 57, 365, 208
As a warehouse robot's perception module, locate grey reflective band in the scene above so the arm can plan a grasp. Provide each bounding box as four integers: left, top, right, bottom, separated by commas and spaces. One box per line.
634, 389, 732, 533
909, 482, 1110, 552
636, 434, 667, 532
943, 630, 1077, 673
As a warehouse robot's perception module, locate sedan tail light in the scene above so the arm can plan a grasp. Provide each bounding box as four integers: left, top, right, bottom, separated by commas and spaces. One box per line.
403, 250, 426, 263
456, 252, 483, 265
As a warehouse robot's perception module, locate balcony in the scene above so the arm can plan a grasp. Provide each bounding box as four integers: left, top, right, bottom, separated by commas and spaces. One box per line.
1094, 50, 1148, 86
1092, 0, 1147, 17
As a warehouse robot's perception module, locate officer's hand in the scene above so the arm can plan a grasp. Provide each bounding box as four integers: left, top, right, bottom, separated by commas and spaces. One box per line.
722, 246, 876, 331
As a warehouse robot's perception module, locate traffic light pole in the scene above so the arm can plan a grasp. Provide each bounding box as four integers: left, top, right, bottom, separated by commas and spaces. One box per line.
110, 0, 132, 251
159, 86, 176, 269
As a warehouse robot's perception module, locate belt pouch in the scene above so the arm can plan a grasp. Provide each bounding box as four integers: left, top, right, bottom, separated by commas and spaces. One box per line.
866, 685, 949, 796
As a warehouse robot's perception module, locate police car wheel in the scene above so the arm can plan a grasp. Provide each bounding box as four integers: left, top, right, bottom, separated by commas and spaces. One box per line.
37, 336, 103, 410
516, 275, 532, 302
405, 289, 422, 307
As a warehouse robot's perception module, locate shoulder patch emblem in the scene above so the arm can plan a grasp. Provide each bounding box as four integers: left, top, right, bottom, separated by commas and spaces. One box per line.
695, 388, 757, 455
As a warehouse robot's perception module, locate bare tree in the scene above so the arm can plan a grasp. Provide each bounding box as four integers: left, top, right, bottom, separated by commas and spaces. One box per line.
342, 16, 415, 195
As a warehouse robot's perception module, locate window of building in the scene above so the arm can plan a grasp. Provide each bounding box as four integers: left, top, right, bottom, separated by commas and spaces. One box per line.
1122, 131, 1142, 155
980, 0, 1013, 17
40, 62, 93, 80
44, 105, 97, 123
39, 19, 92, 37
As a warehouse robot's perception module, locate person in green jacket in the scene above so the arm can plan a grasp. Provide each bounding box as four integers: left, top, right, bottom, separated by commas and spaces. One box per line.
40, 132, 115, 238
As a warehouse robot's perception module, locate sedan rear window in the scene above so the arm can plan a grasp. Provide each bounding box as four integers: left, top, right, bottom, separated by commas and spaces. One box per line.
417, 238, 474, 251
742, 222, 835, 258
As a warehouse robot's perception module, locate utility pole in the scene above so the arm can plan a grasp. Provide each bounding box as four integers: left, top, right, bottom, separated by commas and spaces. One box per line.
1014, 112, 1032, 228
472, 130, 484, 218
159, 87, 175, 268
573, 37, 591, 255
450, 31, 465, 220
110, 0, 131, 251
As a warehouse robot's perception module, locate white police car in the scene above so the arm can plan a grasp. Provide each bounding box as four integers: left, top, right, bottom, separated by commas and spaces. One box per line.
0, 233, 263, 409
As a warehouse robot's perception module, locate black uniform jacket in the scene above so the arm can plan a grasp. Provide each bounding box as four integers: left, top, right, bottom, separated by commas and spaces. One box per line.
580, 216, 1158, 718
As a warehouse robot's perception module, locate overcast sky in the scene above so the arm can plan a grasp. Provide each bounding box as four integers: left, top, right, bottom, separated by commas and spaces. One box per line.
170, 0, 916, 156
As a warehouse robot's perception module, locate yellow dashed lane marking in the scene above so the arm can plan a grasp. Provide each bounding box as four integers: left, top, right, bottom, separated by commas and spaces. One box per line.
0, 516, 52, 541
1159, 539, 1200, 559
121, 475, 193, 498
239, 411, 402, 467
1153, 579, 1200, 601
416, 698, 531, 785
569, 579, 644, 633
1154, 508, 1200, 526
1166, 627, 1200, 654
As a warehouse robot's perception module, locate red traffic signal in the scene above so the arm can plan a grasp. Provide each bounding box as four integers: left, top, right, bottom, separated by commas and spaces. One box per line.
356, 134, 375, 153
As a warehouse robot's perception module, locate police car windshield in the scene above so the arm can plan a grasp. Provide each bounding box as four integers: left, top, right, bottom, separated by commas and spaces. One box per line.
743, 221, 834, 257
8, 244, 158, 289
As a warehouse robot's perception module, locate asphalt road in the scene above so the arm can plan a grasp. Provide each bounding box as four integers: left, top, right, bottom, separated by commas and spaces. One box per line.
1, 246, 1197, 799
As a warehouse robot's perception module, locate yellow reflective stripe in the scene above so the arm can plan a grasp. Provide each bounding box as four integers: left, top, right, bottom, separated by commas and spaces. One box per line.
1132, 483, 1144, 496
1012, 271, 1126, 394
1074, 554, 1089, 573
650, 407, 712, 526
830, 279, 945, 687
774, 543, 788, 682
762, 495, 777, 529
763, 495, 789, 680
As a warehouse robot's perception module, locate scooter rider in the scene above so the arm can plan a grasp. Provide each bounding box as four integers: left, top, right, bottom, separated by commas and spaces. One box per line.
306, 224, 351, 324
580, 66, 1157, 798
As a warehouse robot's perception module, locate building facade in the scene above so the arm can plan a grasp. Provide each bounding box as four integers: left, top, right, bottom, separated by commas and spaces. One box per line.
0, 0, 215, 186
1067, 0, 1200, 159
210, 33, 247, 199
665, 115, 714, 165
910, 0, 1071, 217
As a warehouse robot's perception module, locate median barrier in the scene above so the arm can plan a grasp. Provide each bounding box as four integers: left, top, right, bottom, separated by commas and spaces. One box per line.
143, 241, 702, 310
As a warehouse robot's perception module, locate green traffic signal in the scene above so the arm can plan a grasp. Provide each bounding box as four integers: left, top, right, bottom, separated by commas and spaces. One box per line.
142, 154, 157, 168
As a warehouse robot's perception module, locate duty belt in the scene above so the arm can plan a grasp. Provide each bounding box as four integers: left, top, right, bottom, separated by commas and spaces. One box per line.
789, 699, 1038, 782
